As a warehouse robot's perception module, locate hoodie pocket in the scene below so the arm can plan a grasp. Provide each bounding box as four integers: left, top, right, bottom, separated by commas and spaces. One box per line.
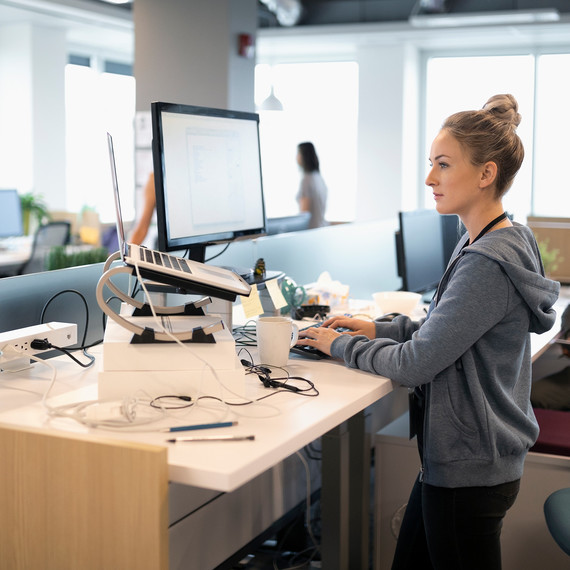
428, 370, 484, 463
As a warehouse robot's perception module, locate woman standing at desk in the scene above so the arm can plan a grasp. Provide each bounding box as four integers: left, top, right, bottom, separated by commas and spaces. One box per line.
298, 94, 560, 569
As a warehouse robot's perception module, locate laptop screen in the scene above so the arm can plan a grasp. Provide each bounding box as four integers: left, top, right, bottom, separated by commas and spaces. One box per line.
106, 133, 129, 260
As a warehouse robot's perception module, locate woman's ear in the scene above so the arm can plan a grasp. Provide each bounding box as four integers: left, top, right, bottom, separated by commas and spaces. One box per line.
479, 161, 498, 189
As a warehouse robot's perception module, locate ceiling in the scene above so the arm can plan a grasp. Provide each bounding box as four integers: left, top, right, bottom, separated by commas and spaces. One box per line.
1, 0, 570, 59
0, 0, 133, 55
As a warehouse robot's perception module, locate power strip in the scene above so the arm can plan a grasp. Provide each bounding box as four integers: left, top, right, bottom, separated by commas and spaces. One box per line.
0, 322, 78, 365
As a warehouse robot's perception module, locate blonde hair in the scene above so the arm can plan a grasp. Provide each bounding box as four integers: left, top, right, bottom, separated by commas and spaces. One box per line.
442, 94, 524, 198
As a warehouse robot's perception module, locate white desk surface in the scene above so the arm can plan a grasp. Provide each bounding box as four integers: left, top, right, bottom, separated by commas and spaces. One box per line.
0, 345, 394, 492
0, 236, 32, 272
0, 287, 567, 493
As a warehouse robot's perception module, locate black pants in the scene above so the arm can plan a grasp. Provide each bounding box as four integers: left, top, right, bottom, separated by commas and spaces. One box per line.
391, 474, 520, 570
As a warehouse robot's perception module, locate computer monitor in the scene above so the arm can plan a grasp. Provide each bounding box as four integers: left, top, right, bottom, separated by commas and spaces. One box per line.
151, 102, 266, 265
396, 209, 462, 296
441, 212, 464, 266
266, 212, 311, 235
0, 189, 23, 238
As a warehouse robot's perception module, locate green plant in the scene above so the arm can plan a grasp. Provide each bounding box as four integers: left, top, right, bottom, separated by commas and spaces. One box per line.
538, 238, 562, 276
46, 246, 110, 271
20, 192, 50, 235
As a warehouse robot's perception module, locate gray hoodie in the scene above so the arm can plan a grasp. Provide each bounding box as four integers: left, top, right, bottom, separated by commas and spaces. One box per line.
331, 222, 560, 487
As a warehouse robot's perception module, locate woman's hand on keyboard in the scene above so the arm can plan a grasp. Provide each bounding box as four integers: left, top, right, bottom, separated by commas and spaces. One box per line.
297, 324, 342, 357
322, 316, 376, 339
297, 316, 375, 356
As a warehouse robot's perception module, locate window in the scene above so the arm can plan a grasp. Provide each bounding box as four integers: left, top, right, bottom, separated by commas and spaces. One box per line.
533, 53, 570, 216
423, 51, 570, 220
255, 61, 359, 222
423, 54, 534, 221
65, 60, 135, 222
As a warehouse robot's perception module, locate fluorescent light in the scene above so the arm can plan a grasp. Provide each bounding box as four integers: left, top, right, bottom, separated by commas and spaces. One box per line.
409, 8, 560, 28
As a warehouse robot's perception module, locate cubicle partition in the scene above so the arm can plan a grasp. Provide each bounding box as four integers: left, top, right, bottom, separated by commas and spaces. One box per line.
207, 218, 401, 299
0, 218, 401, 339
0, 262, 113, 345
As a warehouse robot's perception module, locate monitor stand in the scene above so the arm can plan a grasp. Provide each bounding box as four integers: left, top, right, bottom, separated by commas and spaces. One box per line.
187, 244, 254, 281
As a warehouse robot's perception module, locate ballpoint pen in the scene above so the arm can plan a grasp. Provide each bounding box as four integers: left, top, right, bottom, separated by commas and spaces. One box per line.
161, 421, 238, 433
167, 435, 255, 443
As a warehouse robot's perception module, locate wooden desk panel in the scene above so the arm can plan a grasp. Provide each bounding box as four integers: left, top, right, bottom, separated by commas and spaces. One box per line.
0, 424, 168, 570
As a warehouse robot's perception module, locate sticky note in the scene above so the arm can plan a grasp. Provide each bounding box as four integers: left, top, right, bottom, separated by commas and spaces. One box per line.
240, 284, 264, 319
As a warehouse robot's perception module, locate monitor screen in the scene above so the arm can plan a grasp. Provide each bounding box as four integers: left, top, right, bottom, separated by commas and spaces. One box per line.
396, 209, 448, 294
0, 189, 23, 238
151, 102, 266, 263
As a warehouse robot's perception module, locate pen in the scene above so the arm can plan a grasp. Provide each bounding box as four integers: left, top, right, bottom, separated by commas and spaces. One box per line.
167, 435, 255, 443
161, 421, 238, 433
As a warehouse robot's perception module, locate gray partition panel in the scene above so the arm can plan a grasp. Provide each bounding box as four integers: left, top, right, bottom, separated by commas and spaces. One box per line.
206, 219, 401, 300
0, 262, 128, 346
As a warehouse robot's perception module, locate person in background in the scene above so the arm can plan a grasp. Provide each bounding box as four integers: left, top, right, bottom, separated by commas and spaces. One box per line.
296, 141, 328, 229
130, 172, 156, 246
297, 94, 560, 569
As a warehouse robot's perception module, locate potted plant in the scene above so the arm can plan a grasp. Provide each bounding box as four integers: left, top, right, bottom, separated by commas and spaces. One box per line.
20, 192, 49, 235
538, 238, 562, 278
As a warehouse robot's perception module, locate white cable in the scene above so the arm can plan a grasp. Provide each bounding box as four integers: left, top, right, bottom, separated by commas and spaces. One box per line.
133, 261, 282, 420
4, 346, 165, 430
296, 450, 319, 550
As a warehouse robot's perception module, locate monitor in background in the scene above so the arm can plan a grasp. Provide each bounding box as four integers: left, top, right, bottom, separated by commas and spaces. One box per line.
266, 212, 311, 235
0, 189, 23, 238
151, 102, 266, 272
441, 213, 464, 266
396, 209, 463, 298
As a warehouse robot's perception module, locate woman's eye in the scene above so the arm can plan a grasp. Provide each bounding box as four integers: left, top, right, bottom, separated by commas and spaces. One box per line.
439, 162, 448, 169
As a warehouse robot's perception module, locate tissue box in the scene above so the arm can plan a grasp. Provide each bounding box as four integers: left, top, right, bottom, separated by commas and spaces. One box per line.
305, 271, 350, 309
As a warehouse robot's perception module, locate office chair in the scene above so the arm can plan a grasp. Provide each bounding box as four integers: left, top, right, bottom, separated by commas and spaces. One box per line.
544, 487, 570, 557
19, 221, 71, 275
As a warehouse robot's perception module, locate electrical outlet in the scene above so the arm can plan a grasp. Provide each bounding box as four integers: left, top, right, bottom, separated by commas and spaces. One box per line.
0, 322, 78, 365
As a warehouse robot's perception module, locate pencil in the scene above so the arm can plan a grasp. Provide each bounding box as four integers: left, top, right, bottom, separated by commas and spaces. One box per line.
162, 421, 238, 433
167, 435, 255, 443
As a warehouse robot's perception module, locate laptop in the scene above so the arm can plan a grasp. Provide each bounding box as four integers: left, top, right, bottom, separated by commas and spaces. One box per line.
106, 132, 251, 301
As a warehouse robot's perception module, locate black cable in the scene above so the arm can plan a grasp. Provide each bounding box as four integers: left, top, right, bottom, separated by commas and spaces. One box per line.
205, 242, 230, 262
30, 339, 95, 368
233, 323, 257, 346
239, 358, 319, 397
150, 395, 193, 409
39, 288, 100, 361
40, 289, 89, 348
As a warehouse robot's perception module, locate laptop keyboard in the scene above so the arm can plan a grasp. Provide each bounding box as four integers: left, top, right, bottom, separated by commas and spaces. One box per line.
140, 248, 192, 273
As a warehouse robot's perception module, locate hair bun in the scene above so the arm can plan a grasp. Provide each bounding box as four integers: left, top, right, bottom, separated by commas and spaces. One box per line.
483, 94, 521, 128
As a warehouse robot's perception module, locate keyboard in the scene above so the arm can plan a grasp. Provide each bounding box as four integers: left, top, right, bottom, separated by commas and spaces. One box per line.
135, 246, 192, 274
290, 321, 350, 360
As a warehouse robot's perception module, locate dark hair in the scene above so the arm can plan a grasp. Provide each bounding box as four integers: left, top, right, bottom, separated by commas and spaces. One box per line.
297, 142, 320, 173
442, 94, 524, 198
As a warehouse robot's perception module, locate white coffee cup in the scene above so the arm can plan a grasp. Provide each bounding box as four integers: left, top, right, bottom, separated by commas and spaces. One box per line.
256, 316, 299, 367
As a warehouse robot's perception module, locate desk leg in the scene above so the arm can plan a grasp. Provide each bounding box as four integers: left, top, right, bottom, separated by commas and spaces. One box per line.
321, 411, 370, 570
349, 410, 370, 570
321, 421, 350, 570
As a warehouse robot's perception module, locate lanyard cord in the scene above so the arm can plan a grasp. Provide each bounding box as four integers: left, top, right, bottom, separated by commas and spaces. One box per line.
435, 211, 508, 306
466, 211, 508, 247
